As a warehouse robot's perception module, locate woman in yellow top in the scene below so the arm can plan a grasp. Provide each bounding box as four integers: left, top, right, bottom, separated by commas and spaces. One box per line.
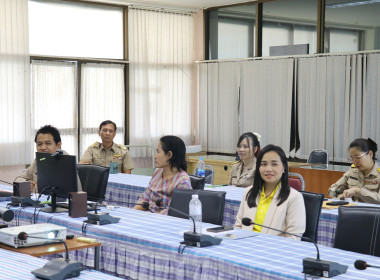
328, 138, 380, 204
229, 132, 261, 188
234, 144, 306, 240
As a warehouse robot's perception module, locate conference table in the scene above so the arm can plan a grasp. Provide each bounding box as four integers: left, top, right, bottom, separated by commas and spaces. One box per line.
0, 246, 121, 280
105, 174, 340, 247
2, 201, 380, 280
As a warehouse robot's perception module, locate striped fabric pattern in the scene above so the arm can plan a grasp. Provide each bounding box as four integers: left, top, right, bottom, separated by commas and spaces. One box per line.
4, 202, 380, 280
136, 168, 191, 214
0, 246, 122, 280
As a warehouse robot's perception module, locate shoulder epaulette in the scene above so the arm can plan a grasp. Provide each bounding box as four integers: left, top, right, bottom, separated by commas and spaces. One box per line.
377, 167, 380, 173
90, 141, 99, 148
116, 144, 127, 150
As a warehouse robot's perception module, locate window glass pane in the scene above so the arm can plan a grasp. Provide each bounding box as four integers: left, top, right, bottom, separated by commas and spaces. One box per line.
218, 20, 250, 59
29, 0, 123, 59
80, 63, 125, 156
263, 0, 317, 57
325, 1, 380, 53
31, 61, 78, 157
208, 3, 255, 59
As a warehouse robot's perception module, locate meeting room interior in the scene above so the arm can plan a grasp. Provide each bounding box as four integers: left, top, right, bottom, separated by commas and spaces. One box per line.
1, 0, 380, 279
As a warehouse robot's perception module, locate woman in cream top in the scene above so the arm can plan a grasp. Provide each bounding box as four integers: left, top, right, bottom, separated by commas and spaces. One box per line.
229, 132, 260, 188
234, 144, 306, 240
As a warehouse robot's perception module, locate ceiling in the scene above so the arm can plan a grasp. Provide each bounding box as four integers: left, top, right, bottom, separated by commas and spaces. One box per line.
86, 0, 257, 10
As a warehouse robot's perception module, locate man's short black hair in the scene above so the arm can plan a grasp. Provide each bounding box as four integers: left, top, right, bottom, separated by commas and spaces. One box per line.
99, 120, 117, 131
34, 125, 61, 144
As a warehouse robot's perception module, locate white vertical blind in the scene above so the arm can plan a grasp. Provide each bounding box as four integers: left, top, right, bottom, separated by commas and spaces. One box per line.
241, 59, 294, 154
0, 0, 31, 165
80, 63, 125, 157
128, 8, 194, 156
31, 61, 77, 157
206, 62, 240, 153
363, 53, 380, 159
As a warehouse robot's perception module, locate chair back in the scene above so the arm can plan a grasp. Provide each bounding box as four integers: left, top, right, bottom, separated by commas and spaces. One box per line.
194, 165, 214, 184
300, 191, 324, 243
168, 188, 226, 225
288, 172, 305, 191
188, 175, 205, 190
77, 164, 109, 202
307, 149, 328, 165
334, 206, 380, 256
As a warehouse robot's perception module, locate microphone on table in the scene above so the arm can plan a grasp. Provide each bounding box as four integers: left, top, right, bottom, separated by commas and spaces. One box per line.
17, 232, 82, 279
242, 217, 348, 278
156, 199, 222, 248
354, 260, 380, 270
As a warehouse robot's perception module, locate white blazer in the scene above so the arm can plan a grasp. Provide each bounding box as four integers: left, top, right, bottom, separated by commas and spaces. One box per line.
234, 184, 306, 240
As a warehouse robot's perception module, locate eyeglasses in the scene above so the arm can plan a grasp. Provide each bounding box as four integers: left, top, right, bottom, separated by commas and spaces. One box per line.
347, 151, 368, 162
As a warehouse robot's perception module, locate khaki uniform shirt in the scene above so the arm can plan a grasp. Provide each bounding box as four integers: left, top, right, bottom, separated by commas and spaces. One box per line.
328, 162, 380, 204
81, 142, 134, 173
229, 158, 256, 188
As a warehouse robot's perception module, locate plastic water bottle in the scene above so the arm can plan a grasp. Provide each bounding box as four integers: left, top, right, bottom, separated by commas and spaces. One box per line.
196, 157, 205, 177
189, 194, 202, 233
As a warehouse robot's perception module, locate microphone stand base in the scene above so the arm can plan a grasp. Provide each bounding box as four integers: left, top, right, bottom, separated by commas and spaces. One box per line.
303, 257, 348, 278
85, 212, 120, 225
183, 231, 222, 247
31, 258, 81, 280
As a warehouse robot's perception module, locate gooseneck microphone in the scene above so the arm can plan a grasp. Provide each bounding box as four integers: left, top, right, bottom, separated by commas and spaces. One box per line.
354, 260, 380, 270
18, 231, 82, 279
156, 199, 222, 249
156, 199, 196, 234
242, 217, 320, 259
242, 217, 348, 278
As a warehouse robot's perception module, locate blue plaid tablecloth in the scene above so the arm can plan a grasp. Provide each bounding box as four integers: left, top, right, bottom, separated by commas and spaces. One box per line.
3, 202, 380, 280
0, 246, 121, 280
106, 174, 339, 247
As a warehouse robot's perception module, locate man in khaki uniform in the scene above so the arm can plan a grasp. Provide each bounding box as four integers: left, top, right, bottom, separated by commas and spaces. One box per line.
17, 125, 81, 192
80, 120, 134, 173
328, 163, 380, 204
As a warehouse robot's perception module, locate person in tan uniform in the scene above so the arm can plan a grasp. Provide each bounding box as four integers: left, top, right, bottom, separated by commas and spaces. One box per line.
229, 132, 261, 188
79, 120, 134, 174
328, 138, 380, 204
16, 125, 79, 192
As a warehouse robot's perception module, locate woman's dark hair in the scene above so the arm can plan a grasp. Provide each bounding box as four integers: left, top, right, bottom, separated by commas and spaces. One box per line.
246, 144, 289, 208
160, 135, 187, 172
99, 120, 117, 132
349, 138, 378, 161
34, 125, 61, 144
237, 132, 261, 158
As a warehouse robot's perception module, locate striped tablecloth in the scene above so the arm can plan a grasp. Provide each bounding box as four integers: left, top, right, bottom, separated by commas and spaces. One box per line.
0, 246, 121, 280
106, 174, 339, 247
3, 202, 380, 280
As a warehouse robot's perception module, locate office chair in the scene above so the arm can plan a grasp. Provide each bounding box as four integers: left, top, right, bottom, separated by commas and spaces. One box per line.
307, 149, 328, 165
77, 164, 109, 202
288, 172, 305, 191
193, 165, 215, 184
334, 206, 380, 257
188, 175, 205, 190
300, 191, 324, 243
168, 188, 226, 225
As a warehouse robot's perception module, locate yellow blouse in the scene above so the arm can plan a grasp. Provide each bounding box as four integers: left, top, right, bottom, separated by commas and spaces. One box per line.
253, 183, 280, 232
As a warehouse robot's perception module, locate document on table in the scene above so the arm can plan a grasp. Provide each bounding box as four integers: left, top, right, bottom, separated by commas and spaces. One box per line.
202, 228, 258, 240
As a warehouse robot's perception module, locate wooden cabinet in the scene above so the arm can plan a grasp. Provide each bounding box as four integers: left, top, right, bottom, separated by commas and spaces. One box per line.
289, 165, 348, 197
187, 155, 236, 185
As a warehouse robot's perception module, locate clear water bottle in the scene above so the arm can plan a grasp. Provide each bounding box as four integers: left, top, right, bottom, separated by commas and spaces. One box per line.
196, 157, 205, 177
189, 194, 202, 234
